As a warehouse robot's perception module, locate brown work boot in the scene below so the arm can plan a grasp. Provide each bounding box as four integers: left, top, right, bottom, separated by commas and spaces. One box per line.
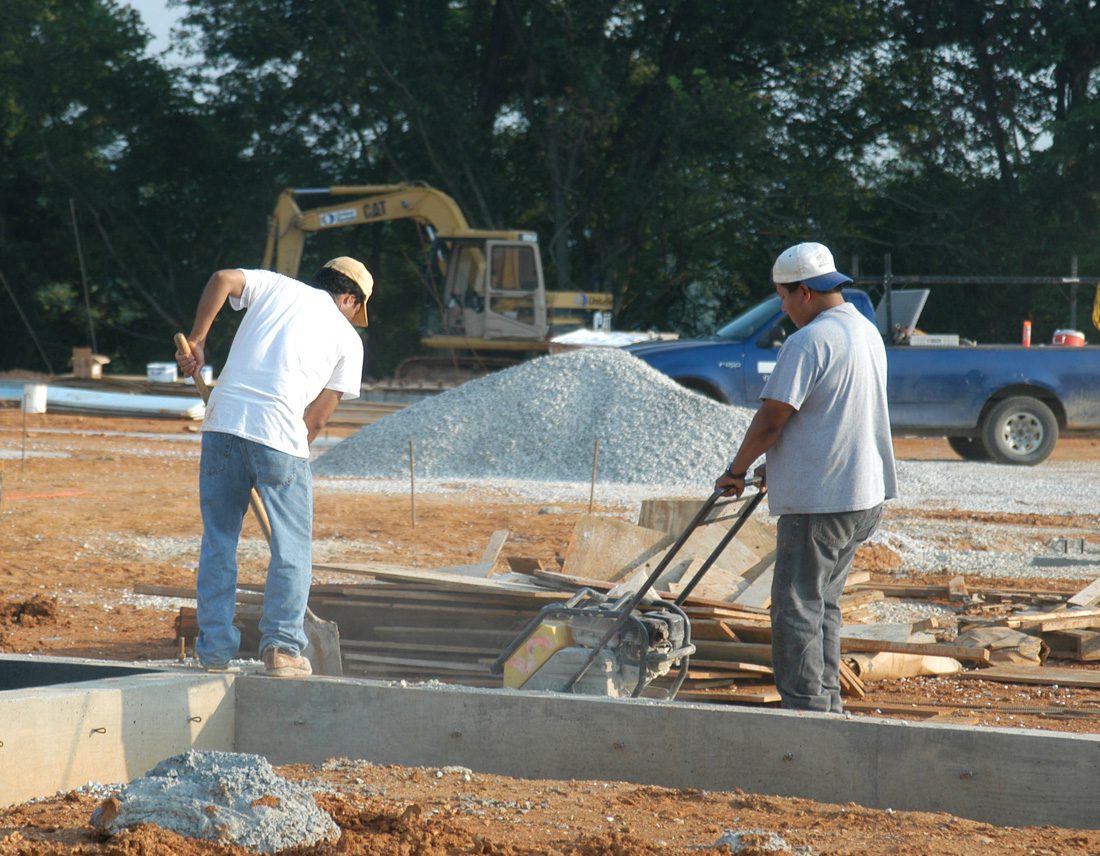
261, 647, 313, 678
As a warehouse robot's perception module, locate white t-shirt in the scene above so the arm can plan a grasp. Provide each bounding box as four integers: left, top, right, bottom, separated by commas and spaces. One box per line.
761, 302, 897, 515
202, 269, 364, 458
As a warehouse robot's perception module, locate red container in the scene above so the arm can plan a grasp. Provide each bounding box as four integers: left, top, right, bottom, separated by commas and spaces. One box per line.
1022, 320, 1032, 348
1052, 329, 1086, 347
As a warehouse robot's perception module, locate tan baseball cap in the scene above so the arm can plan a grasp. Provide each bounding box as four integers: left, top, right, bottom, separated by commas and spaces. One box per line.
324, 256, 373, 326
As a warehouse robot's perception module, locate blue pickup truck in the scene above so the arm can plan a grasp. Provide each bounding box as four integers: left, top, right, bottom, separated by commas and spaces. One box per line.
625, 288, 1100, 465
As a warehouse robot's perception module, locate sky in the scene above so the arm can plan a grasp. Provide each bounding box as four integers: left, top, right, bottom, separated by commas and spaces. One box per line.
124, 0, 185, 58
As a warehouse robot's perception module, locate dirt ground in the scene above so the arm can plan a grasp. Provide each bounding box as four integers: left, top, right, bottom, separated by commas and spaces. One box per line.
2, 408, 1100, 854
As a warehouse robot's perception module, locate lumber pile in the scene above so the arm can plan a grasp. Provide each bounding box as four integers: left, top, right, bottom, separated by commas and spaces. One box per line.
154, 500, 1100, 708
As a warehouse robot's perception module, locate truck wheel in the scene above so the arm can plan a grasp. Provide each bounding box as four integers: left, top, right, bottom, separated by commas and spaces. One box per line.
946, 436, 989, 462
979, 396, 1058, 466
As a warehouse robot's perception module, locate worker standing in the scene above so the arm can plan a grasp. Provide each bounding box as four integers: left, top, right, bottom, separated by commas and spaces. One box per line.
715, 242, 896, 712
176, 257, 372, 677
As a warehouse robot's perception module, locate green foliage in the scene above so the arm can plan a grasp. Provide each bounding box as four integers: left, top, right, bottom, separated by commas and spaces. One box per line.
4, 0, 1100, 379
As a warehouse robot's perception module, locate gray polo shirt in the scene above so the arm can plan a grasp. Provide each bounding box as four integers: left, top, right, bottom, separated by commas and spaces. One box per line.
761, 302, 897, 515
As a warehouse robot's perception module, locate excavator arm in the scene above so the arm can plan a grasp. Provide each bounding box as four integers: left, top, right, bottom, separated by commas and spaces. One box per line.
260, 182, 613, 375
262, 183, 528, 277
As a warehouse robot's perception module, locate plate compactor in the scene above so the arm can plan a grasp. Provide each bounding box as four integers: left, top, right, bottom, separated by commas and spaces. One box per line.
493, 484, 765, 700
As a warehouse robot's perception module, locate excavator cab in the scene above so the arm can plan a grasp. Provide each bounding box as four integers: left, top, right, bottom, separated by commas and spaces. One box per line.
439, 237, 547, 339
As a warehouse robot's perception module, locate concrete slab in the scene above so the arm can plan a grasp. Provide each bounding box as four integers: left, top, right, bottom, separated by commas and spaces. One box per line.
0, 662, 234, 807
236, 676, 1100, 830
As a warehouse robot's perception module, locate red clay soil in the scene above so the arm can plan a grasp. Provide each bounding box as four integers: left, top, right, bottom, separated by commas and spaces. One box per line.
2, 411, 1100, 854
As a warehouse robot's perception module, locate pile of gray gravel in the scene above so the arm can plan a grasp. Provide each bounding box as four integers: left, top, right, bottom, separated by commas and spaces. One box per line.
90, 750, 338, 852
313, 348, 755, 485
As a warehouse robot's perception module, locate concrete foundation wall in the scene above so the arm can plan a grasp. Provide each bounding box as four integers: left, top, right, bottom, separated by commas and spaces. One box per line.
3, 657, 1098, 830
0, 671, 234, 808
237, 676, 1100, 830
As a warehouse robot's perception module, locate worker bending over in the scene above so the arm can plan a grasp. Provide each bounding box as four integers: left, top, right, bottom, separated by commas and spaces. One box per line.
176, 257, 371, 677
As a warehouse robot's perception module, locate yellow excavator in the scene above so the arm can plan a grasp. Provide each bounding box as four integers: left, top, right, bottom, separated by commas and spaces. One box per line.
261, 183, 614, 378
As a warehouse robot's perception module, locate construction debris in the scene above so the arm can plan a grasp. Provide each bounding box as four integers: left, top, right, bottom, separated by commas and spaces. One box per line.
153, 501, 1100, 710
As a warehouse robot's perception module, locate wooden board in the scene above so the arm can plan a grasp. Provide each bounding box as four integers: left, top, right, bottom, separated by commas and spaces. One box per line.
731, 558, 774, 609
691, 640, 773, 666
955, 664, 1100, 689
312, 562, 564, 597
1068, 577, 1100, 608
1044, 629, 1100, 662
636, 497, 776, 561
675, 685, 782, 705
560, 516, 670, 581
839, 638, 990, 664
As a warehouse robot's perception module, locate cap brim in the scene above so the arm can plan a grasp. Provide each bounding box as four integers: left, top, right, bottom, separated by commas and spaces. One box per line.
352, 302, 369, 327
802, 271, 853, 291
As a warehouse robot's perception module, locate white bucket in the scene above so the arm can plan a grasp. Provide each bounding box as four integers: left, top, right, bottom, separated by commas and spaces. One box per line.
146, 362, 178, 383
22, 383, 47, 414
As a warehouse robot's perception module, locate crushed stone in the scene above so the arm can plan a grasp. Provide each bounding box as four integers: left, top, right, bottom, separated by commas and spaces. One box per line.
705, 828, 799, 853
90, 750, 338, 853
312, 348, 756, 485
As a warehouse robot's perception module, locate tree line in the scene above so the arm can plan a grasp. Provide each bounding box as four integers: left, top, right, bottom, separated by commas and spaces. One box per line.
3, 0, 1100, 378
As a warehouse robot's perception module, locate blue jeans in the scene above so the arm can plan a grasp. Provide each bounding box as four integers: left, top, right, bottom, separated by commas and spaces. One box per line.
770, 505, 883, 713
196, 432, 313, 666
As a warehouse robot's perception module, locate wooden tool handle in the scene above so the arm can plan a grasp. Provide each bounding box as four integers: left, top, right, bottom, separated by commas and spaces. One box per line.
173, 333, 212, 404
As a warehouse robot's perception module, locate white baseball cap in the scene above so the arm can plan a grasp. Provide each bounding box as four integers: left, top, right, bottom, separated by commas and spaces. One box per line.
772, 242, 852, 291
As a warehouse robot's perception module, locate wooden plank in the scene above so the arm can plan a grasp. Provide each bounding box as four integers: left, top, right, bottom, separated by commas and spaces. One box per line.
1068, 577, 1100, 608
339, 639, 501, 657
838, 659, 866, 699
683, 677, 743, 689
675, 686, 782, 704
955, 664, 1100, 689
340, 653, 493, 673
689, 620, 740, 641
839, 589, 886, 611
313, 562, 563, 596
651, 557, 748, 603
689, 659, 773, 675
692, 641, 773, 666
372, 626, 517, 644
686, 667, 770, 679
1007, 608, 1100, 632
840, 623, 924, 642
839, 638, 990, 664
637, 497, 776, 560
560, 516, 670, 582
1037, 614, 1100, 633
1043, 629, 1100, 662
730, 559, 773, 609
843, 701, 968, 719
948, 575, 969, 602
847, 582, 1082, 600
439, 529, 510, 578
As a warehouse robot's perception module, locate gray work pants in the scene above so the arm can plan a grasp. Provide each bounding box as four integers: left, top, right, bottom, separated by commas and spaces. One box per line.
770, 505, 883, 713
